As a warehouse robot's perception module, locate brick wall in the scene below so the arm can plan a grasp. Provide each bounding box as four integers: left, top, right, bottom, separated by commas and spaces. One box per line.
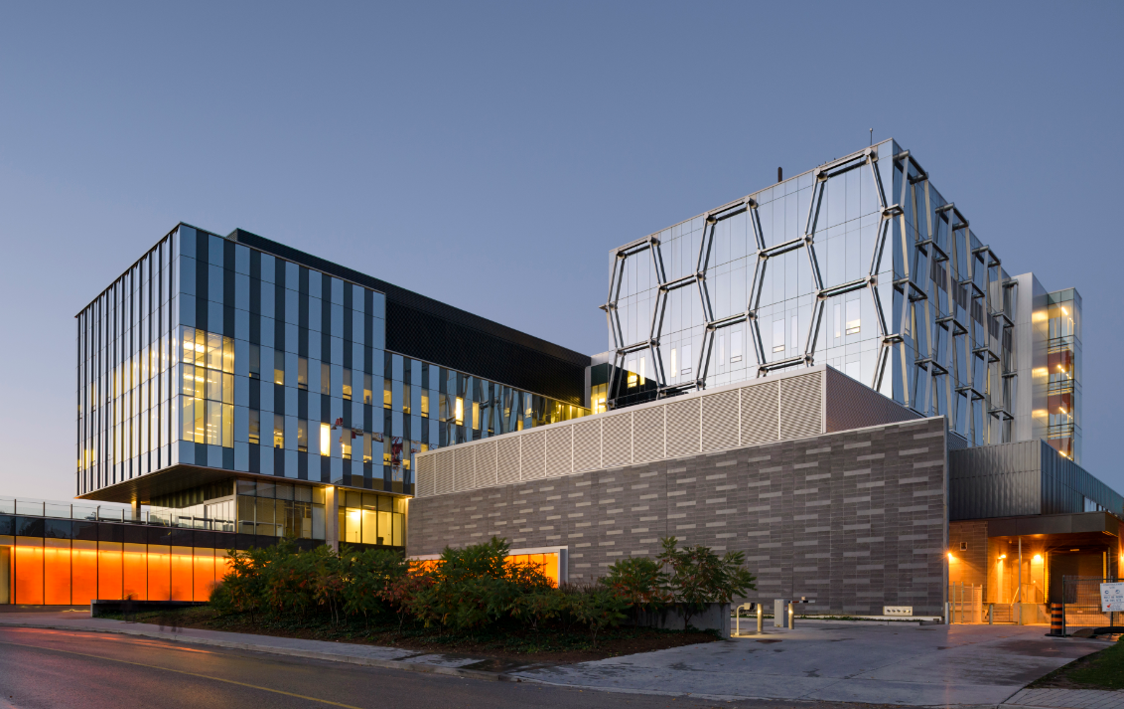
408, 416, 949, 616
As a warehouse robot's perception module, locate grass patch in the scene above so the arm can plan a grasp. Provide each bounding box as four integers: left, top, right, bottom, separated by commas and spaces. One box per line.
1031, 638, 1124, 690
99, 605, 720, 665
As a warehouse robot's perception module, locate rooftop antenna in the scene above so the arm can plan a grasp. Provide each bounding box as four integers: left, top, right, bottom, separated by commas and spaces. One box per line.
869, 128, 873, 146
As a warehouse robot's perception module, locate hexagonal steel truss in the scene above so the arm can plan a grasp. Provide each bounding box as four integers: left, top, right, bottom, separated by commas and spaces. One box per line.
603, 145, 1014, 443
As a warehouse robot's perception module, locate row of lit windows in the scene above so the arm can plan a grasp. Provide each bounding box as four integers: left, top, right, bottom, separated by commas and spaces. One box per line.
246, 411, 426, 466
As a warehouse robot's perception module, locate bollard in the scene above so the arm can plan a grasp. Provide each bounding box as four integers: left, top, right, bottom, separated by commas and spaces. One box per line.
1049, 602, 1064, 636
788, 601, 795, 629
989, 603, 994, 625
757, 603, 764, 634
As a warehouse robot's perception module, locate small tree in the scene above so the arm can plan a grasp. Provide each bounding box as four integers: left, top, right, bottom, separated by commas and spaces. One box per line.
341, 547, 407, 626
600, 556, 672, 612
658, 536, 757, 630
411, 537, 516, 630
563, 582, 628, 648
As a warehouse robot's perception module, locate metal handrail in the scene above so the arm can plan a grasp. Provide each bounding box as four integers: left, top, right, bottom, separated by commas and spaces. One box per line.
0, 496, 235, 532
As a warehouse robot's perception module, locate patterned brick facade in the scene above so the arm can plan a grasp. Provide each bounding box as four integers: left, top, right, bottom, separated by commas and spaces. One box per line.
408, 416, 949, 616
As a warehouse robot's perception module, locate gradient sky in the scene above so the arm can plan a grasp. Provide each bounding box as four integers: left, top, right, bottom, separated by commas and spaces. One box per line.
1, 2, 1121, 500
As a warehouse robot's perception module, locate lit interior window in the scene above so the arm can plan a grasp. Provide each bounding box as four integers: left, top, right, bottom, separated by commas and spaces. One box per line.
320, 423, 331, 456
846, 300, 861, 335
455, 397, 464, 426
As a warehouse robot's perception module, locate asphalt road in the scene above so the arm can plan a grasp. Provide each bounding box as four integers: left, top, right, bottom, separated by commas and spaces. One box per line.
0, 626, 892, 709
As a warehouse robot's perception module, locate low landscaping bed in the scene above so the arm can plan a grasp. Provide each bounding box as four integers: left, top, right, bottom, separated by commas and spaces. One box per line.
97, 534, 753, 665
102, 605, 720, 664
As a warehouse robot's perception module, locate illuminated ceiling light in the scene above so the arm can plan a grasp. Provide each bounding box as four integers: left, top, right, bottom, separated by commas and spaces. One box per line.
1070, 549, 1080, 552
1033, 554, 1043, 562
998, 554, 1007, 560
947, 552, 955, 562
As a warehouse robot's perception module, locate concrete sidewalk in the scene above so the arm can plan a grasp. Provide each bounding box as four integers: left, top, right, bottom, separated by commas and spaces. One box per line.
3, 611, 1116, 707
513, 621, 1110, 706
0, 610, 506, 678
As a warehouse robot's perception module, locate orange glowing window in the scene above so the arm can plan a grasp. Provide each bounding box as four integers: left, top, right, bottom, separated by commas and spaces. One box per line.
216, 550, 233, 585
170, 547, 194, 602
505, 552, 560, 587
14, 542, 44, 605
44, 540, 72, 605
123, 543, 148, 601
72, 541, 99, 606
192, 549, 215, 602
98, 543, 123, 601
148, 546, 171, 602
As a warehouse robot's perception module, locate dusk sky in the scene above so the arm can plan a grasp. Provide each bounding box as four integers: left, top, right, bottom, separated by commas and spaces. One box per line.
1, 1, 1120, 500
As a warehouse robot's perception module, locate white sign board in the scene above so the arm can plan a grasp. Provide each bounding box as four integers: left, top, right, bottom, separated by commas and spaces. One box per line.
1100, 582, 1124, 612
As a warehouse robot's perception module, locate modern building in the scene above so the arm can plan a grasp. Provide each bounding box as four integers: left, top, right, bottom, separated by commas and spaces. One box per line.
0, 139, 1112, 618
411, 140, 1114, 621
74, 224, 590, 549
597, 140, 1081, 462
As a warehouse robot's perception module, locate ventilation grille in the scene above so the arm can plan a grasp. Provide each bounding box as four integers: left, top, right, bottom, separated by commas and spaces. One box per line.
633, 406, 665, 463
435, 447, 454, 495
780, 372, 822, 439
520, 430, 546, 480
665, 398, 700, 458
416, 454, 434, 496
497, 436, 521, 485
415, 369, 838, 497
476, 440, 498, 488
701, 390, 740, 451
741, 380, 778, 445
545, 427, 572, 477
572, 419, 601, 472
602, 412, 632, 468
454, 447, 475, 491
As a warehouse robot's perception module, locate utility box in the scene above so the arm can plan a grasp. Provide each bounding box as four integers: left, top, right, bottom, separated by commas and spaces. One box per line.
774, 599, 789, 628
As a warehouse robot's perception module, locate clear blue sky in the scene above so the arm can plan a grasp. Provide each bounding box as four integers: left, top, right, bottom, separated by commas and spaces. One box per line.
1, 2, 1120, 500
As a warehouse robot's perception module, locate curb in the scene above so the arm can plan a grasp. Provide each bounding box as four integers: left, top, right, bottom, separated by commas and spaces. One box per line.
0, 621, 514, 682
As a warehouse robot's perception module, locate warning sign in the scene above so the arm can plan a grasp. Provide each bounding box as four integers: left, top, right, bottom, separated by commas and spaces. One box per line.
1100, 582, 1124, 612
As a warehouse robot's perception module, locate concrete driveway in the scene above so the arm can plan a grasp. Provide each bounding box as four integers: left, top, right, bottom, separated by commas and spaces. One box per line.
514, 621, 1109, 706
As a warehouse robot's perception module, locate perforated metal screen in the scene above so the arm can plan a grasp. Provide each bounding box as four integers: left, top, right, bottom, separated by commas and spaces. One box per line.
416, 368, 834, 497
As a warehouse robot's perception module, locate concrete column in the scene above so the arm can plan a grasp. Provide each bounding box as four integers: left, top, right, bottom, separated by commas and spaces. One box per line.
324, 486, 339, 552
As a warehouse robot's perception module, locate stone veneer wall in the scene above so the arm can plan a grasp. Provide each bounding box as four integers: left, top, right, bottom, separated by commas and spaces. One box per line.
408, 416, 949, 616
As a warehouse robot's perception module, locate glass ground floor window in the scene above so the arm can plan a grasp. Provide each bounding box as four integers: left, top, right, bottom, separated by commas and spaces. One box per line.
338, 491, 406, 547
0, 535, 232, 605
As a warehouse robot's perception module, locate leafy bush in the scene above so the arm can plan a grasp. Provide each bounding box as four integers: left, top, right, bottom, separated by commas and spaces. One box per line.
600, 556, 672, 612
209, 534, 755, 640
563, 582, 629, 647
657, 536, 757, 629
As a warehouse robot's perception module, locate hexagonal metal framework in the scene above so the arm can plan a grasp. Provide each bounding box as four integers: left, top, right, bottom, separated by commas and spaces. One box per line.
602, 143, 1016, 446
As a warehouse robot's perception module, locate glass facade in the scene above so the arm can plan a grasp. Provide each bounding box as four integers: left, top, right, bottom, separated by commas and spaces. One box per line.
1046, 289, 1081, 460
338, 491, 407, 547
77, 225, 587, 525
605, 140, 1027, 447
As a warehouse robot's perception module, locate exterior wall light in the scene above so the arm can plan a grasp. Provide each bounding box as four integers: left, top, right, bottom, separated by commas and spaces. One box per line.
1033, 554, 1043, 563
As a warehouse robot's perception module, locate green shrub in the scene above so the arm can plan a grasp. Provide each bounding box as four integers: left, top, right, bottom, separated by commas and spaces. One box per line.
601, 556, 672, 612
208, 535, 750, 640
657, 536, 757, 629
340, 546, 407, 625
562, 582, 629, 647
410, 537, 554, 631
